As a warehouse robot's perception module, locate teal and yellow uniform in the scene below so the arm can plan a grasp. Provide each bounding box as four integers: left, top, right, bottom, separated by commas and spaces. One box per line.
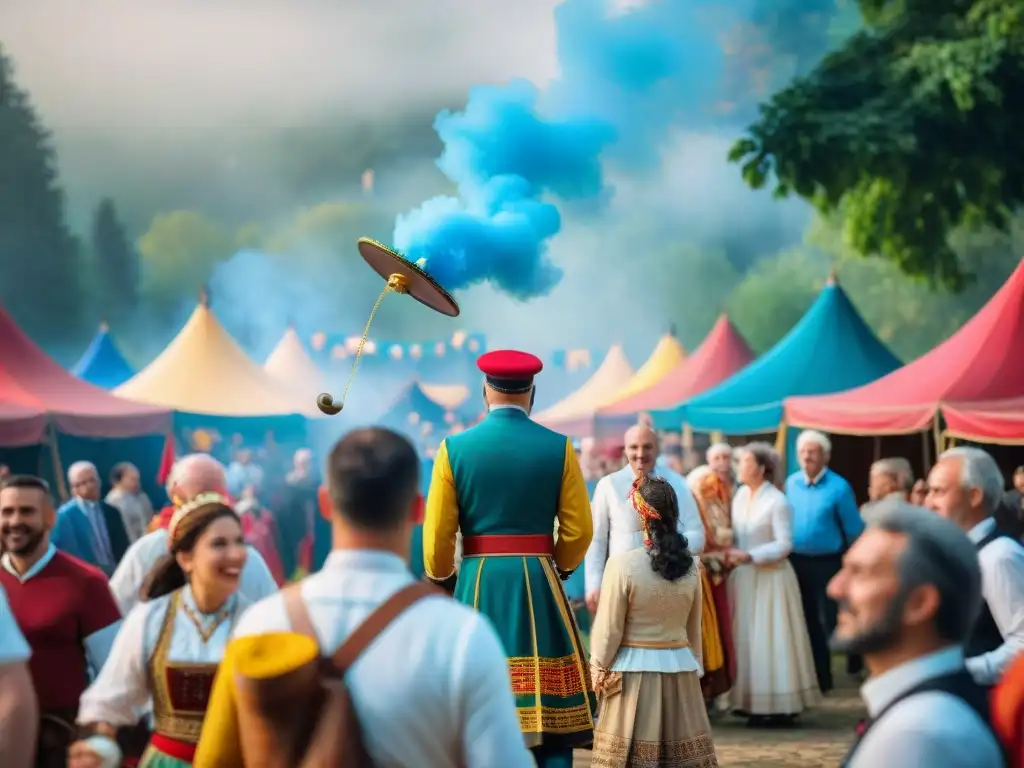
423, 350, 595, 768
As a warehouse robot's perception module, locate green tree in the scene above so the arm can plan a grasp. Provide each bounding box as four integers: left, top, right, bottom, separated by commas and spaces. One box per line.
729, 0, 1024, 288
91, 198, 139, 324
0, 46, 84, 345
137, 210, 234, 306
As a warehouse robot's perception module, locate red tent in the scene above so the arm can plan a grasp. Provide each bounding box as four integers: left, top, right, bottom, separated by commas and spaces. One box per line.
785, 259, 1024, 435
600, 315, 754, 415
0, 306, 171, 447
594, 315, 754, 437
943, 397, 1024, 445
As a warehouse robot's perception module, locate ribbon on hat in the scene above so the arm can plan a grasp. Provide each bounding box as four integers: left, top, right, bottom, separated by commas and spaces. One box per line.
628, 476, 660, 545
168, 492, 231, 548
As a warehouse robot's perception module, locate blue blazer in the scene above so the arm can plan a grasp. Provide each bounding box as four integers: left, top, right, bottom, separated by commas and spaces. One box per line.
52, 499, 130, 574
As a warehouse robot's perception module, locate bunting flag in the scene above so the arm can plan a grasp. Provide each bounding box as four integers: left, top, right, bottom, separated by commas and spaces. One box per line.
307, 330, 487, 363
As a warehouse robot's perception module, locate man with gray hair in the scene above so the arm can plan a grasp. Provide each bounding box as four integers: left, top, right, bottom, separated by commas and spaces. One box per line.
51, 461, 130, 575
686, 442, 735, 494
868, 457, 913, 503
109, 453, 278, 615
785, 429, 864, 693
828, 500, 1002, 766
927, 446, 1024, 686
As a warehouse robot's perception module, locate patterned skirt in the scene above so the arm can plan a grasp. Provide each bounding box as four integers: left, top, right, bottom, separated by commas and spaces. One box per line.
456, 554, 596, 750
592, 671, 719, 768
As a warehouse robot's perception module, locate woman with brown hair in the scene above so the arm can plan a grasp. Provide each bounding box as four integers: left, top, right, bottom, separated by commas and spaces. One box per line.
589, 475, 718, 767
727, 442, 819, 727
68, 494, 249, 768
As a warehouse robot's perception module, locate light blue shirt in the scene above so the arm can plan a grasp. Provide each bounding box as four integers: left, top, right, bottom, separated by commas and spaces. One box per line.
785, 469, 863, 556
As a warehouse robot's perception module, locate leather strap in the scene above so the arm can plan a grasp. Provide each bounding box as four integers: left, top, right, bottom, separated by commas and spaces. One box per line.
283, 581, 439, 672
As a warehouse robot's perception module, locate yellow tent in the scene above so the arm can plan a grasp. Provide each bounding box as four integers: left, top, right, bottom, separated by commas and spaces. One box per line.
116, 301, 318, 417
600, 333, 686, 407
534, 345, 634, 435
264, 327, 329, 402
419, 382, 471, 410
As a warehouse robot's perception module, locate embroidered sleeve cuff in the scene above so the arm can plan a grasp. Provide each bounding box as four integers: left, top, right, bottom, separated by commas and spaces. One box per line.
426, 573, 457, 594
557, 567, 574, 581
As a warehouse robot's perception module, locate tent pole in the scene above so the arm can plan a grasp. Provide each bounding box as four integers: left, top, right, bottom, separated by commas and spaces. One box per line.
922, 429, 932, 473
775, 422, 788, 479
872, 436, 881, 462
47, 423, 69, 502
932, 415, 943, 461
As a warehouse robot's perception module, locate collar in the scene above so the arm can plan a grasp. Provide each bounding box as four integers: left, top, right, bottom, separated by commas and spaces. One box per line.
181, 583, 238, 618
488, 404, 528, 415
1, 543, 57, 583
860, 645, 965, 718
324, 549, 409, 573
966, 516, 996, 544
804, 468, 828, 486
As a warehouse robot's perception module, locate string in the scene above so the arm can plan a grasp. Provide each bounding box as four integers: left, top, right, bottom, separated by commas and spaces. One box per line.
334, 281, 399, 410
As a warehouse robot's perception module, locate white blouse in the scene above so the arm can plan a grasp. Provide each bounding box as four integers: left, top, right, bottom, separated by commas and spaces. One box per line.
731, 483, 793, 565
78, 586, 248, 727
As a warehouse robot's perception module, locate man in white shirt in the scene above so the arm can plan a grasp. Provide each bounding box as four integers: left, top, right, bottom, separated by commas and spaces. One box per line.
585, 423, 704, 613
108, 453, 278, 614
196, 427, 532, 768
0, 583, 37, 768
926, 446, 1024, 685
827, 500, 1002, 767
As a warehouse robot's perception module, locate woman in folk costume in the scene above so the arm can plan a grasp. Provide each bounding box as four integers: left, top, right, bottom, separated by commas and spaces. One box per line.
726, 443, 819, 726
68, 495, 250, 768
693, 469, 736, 703
589, 475, 718, 767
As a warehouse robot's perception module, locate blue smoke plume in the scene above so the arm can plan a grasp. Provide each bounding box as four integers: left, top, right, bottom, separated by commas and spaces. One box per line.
393, 0, 748, 300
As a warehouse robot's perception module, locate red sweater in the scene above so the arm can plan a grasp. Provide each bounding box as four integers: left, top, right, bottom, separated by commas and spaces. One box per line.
0, 550, 121, 711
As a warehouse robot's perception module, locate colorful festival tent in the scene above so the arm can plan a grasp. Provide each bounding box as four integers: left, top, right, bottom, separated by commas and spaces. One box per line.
785, 259, 1024, 437
72, 323, 135, 389
116, 298, 318, 417
264, 327, 329, 402
943, 397, 1024, 445
596, 315, 754, 436
534, 345, 635, 437
603, 332, 686, 407
655, 274, 901, 434
374, 380, 479, 436
0, 307, 170, 447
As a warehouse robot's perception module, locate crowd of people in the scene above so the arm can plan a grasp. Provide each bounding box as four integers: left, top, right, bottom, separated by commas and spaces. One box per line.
1, 347, 1024, 767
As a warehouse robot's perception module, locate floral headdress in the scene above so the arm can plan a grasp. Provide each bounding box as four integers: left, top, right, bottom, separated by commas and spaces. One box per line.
628, 476, 661, 544
168, 492, 231, 548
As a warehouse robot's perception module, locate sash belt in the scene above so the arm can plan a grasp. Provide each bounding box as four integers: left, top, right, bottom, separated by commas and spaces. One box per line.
462, 534, 555, 557
149, 733, 197, 762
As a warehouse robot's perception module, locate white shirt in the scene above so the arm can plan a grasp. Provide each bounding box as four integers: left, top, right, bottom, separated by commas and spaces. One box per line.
233, 549, 533, 768
1, 544, 120, 674
849, 646, 1003, 767
109, 528, 278, 615
0, 584, 29, 665
585, 465, 705, 595
77, 585, 248, 727
965, 516, 1024, 684
731, 483, 793, 565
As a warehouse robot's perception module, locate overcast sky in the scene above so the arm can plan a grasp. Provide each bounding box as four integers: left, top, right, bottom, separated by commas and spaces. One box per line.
2, 0, 562, 132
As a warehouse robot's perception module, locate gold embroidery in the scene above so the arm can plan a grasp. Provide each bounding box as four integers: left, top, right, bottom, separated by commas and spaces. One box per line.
539, 558, 594, 706
522, 557, 543, 728
517, 703, 594, 734
591, 732, 719, 767
508, 654, 588, 698
180, 601, 232, 644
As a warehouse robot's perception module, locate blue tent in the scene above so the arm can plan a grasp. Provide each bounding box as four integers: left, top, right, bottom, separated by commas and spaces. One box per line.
653, 276, 901, 435
72, 324, 135, 389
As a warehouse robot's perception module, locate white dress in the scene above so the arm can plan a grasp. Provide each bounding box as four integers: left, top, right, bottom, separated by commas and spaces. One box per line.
728, 483, 820, 715
78, 585, 249, 766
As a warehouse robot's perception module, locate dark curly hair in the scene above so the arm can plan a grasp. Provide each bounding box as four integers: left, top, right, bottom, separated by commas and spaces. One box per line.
635, 475, 695, 582
141, 502, 239, 601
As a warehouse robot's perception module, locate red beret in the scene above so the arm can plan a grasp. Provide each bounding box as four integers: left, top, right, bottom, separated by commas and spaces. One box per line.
477, 350, 544, 379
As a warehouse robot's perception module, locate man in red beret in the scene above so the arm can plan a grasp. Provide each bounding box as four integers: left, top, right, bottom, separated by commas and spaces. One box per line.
422, 349, 595, 768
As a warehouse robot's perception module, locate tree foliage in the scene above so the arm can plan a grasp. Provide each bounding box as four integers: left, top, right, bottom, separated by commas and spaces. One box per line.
729, 0, 1024, 288
137, 210, 234, 306
0, 46, 84, 345
90, 198, 140, 324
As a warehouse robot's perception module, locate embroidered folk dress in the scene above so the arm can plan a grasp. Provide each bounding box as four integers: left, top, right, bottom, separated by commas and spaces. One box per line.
590, 548, 719, 768
77, 586, 247, 767
728, 483, 820, 715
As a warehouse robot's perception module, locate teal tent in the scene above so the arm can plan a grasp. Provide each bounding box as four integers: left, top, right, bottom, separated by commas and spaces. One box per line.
72, 324, 135, 389
652, 275, 901, 435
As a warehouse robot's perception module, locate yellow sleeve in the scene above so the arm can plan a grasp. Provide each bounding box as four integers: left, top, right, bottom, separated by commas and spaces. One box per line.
193, 641, 244, 768
423, 440, 460, 580
554, 438, 593, 573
